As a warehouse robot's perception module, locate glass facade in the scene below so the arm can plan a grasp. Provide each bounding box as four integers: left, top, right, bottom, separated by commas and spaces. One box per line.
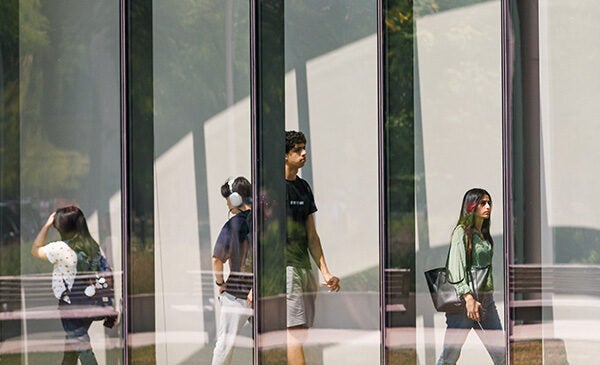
384, 1, 504, 364
128, 1, 252, 364
0, 1, 123, 364
283, 1, 380, 363
509, 1, 600, 364
0, 1, 598, 364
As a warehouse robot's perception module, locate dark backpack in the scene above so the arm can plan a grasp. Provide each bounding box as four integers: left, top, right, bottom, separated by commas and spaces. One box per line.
64, 249, 115, 311
241, 209, 253, 272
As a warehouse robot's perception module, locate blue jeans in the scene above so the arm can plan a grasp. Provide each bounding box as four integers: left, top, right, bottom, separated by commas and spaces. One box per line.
437, 293, 505, 365
59, 301, 98, 365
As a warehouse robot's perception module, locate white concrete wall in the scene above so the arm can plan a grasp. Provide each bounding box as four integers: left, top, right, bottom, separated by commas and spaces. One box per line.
539, 2, 600, 363
302, 34, 379, 280
154, 133, 206, 364
285, 33, 380, 365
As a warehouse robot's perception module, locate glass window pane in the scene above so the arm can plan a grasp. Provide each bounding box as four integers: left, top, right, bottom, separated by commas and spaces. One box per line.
385, 1, 504, 364
1, 1, 123, 364
510, 1, 600, 363
280, 1, 380, 364
141, 1, 252, 364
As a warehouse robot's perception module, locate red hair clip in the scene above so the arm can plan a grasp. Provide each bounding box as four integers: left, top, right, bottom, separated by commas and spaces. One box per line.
467, 202, 477, 212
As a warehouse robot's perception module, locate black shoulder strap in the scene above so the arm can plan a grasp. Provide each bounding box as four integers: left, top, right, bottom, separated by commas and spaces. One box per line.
463, 231, 473, 269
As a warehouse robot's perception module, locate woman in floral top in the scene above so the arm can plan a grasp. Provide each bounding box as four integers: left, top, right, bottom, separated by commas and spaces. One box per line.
437, 189, 505, 365
32, 206, 103, 365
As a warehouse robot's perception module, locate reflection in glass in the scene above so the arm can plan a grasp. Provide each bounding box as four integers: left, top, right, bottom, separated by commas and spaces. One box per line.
435, 189, 504, 365
1, 1, 123, 364
280, 1, 380, 364
211, 177, 253, 364
384, 0, 503, 364
31, 207, 118, 365
383, 2, 417, 363
284, 131, 342, 364
509, 1, 600, 364
147, 1, 251, 364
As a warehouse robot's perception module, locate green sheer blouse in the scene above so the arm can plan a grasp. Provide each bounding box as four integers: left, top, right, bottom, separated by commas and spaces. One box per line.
447, 226, 494, 297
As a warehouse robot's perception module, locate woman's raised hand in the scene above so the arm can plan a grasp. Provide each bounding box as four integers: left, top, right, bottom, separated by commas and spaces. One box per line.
44, 212, 56, 228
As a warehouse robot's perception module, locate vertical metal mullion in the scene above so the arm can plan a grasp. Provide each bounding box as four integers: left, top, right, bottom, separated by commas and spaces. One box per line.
250, 0, 259, 363
119, 0, 130, 363
252, 2, 286, 363
501, 0, 514, 363
377, 0, 386, 364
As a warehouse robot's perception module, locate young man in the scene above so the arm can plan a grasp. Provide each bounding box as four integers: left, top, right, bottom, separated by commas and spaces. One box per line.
285, 131, 340, 365
211, 177, 253, 365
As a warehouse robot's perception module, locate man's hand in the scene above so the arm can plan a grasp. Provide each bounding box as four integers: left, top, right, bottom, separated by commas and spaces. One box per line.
247, 289, 253, 308
322, 272, 340, 292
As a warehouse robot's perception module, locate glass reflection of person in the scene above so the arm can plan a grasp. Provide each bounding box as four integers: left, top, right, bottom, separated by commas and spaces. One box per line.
31, 206, 106, 365
285, 131, 340, 365
437, 189, 505, 365
212, 177, 253, 365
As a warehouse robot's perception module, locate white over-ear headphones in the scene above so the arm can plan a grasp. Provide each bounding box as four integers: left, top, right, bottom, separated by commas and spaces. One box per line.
228, 178, 243, 208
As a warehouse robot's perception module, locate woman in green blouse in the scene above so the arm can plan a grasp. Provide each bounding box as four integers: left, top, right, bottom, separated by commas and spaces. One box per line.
437, 188, 505, 365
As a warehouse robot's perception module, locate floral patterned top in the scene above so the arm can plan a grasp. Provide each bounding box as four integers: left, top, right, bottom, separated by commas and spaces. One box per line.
40, 241, 78, 301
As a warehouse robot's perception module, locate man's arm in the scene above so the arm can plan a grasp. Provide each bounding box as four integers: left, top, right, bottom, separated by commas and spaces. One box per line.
212, 257, 226, 293
306, 214, 340, 292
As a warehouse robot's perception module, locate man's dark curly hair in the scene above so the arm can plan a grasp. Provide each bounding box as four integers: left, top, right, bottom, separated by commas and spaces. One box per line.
285, 130, 306, 154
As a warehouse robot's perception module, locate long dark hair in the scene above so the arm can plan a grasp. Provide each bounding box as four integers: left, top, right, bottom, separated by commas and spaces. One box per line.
53, 206, 99, 260
456, 188, 493, 263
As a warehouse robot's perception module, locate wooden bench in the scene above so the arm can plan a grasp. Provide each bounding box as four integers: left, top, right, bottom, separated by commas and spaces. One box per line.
385, 268, 411, 313
509, 264, 600, 321
0, 274, 118, 322
385, 268, 413, 328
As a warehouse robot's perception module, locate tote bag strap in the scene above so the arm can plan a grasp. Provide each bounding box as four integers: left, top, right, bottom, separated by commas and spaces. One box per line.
443, 229, 475, 292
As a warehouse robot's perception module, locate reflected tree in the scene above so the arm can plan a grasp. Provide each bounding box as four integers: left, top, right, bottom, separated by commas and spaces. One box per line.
385, 0, 415, 275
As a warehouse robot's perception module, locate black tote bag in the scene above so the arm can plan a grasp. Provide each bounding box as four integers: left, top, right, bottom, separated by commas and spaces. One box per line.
424, 230, 491, 312
424, 264, 490, 312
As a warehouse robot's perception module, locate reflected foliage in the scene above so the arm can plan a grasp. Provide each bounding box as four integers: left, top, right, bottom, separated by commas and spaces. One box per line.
259, 219, 285, 297
1, 0, 20, 201
151, 0, 250, 153
2, 0, 121, 280
413, 0, 496, 17
129, 0, 155, 246
385, 0, 415, 273
384, 0, 494, 289
19, 1, 116, 198
554, 227, 600, 264
256, 0, 286, 302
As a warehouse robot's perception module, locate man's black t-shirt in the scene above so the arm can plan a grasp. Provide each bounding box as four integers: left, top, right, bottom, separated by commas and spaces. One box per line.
286, 177, 318, 269
212, 210, 252, 299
